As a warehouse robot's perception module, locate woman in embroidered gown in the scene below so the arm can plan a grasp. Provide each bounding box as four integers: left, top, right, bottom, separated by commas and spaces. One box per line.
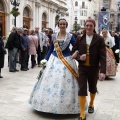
29, 18, 85, 114
101, 29, 117, 77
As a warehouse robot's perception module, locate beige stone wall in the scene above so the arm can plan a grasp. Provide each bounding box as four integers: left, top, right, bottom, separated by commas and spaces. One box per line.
3, 0, 68, 36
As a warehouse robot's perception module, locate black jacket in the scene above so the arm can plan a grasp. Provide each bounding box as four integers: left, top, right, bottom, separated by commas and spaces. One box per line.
5, 31, 21, 50
0, 37, 5, 68
72, 33, 106, 74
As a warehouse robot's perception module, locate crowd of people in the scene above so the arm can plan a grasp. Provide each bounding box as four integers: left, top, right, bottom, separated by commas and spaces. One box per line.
0, 18, 120, 120
0, 27, 52, 77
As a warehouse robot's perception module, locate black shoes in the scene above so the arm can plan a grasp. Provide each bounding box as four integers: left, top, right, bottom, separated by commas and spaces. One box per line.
21, 67, 29, 71
21, 68, 27, 71
21, 69, 27, 71
15, 69, 19, 72
78, 116, 86, 120
88, 106, 94, 113
26, 68, 29, 70
9, 69, 19, 72
9, 70, 16, 72
0, 76, 3, 78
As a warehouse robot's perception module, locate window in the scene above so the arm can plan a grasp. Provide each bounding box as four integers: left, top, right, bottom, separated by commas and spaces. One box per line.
74, 11, 78, 16
23, 7, 30, 17
84, 10, 87, 16
80, 20, 85, 26
81, 10, 83, 16
0, 2, 4, 11
80, 10, 84, 16
42, 13, 47, 21
82, 2, 85, 8
75, 1, 78, 6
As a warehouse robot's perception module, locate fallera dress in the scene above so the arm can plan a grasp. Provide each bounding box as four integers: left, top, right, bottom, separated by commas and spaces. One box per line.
105, 37, 117, 76
29, 32, 86, 114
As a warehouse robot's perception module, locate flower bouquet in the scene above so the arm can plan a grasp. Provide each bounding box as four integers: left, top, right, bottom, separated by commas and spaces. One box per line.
37, 59, 47, 80
115, 49, 120, 54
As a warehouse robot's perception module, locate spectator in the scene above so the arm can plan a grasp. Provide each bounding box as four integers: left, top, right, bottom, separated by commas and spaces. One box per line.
5, 27, 22, 72
35, 27, 45, 67
41, 28, 50, 60
28, 30, 38, 68
20, 28, 30, 71
0, 36, 6, 78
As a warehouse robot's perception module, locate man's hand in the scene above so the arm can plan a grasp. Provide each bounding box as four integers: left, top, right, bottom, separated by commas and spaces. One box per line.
99, 73, 105, 81
80, 54, 86, 61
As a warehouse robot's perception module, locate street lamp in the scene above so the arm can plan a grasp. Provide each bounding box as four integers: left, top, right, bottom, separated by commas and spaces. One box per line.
74, 17, 78, 32
56, 9, 60, 14
10, 0, 21, 27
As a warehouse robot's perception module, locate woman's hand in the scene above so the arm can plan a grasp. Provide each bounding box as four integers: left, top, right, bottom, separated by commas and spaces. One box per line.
80, 54, 86, 61
72, 51, 78, 59
99, 73, 105, 81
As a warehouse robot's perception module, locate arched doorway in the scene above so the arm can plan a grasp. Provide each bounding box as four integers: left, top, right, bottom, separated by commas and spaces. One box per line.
0, 1, 5, 36
55, 15, 60, 27
23, 7, 30, 29
42, 12, 47, 30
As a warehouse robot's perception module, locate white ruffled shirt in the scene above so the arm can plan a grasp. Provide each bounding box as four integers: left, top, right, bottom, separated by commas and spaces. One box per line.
86, 34, 93, 45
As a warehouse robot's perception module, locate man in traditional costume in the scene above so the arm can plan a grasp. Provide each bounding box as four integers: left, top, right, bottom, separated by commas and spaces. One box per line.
72, 18, 106, 120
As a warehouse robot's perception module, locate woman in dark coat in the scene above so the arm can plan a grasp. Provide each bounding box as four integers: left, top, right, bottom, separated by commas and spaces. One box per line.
0, 36, 5, 78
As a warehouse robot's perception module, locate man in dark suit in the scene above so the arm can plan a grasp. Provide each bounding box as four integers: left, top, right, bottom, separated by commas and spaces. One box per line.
6, 28, 22, 72
72, 18, 106, 120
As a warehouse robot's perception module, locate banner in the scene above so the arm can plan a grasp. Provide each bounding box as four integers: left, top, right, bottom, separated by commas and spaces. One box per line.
98, 11, 109, 32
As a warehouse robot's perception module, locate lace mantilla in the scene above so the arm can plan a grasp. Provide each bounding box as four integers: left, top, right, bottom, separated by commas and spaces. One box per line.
54, 33, 72, 51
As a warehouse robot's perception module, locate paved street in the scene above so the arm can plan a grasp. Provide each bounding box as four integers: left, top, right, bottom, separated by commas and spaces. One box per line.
0, 55, 120, 120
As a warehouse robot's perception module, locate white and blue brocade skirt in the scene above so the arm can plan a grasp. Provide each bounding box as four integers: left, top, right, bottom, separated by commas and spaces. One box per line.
29, 54, 80, 114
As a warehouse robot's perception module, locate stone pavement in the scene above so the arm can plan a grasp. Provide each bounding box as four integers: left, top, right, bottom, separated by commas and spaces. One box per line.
0, 55, 120, 120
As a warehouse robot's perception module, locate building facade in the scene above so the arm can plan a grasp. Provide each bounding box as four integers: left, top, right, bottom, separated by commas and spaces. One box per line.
0, 0, 67, 37
73, 0, 96, 32
94, 0, 120, 32
71, 0, 120, 32
66, 0, 75, 32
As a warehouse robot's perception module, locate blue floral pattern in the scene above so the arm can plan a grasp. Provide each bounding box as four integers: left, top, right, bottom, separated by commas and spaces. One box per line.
29, 54, 82, 114
29, 33, 89, 113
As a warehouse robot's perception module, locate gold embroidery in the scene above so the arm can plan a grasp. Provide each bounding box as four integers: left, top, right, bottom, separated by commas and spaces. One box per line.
84, 44, 91, 66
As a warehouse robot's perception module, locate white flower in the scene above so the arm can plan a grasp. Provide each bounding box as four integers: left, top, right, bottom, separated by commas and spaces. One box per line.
115, 49, 120, 54
41, 59, 47, 66
37, 59, 47, 80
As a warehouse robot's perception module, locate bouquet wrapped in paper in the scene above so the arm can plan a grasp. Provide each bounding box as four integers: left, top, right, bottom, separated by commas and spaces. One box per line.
37, 59, 47, 80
